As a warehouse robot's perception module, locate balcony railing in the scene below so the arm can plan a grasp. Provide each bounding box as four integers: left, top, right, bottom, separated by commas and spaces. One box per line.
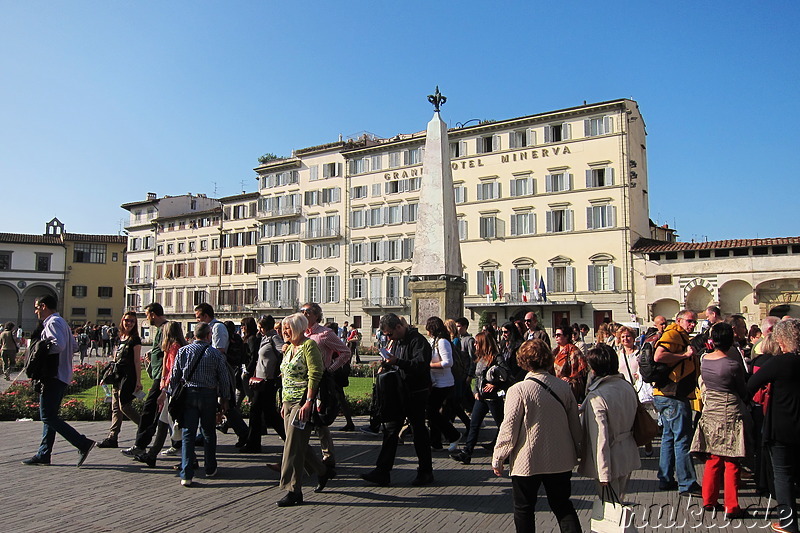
126, 276, 152, 287
216, 304, 250, 313
251, 299, 299, 311
361, 297, 409, 309
256, 206, 302, 220
301, 228, 342, 241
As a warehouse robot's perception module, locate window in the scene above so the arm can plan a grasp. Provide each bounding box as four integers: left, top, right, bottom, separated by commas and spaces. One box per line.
371, 183, 382, 197
72, 308, 86, 316
325, 275, 339, 303
72, 285, 87, 298
450, 141, 467, 158
370, 154, 382, 171
369, 240, 383, 262
479, 216, 503, 239
97, 308, 112, 316
388, 152, 401, 168
177, 242, 185, 254
368, 207, 383, 227
545, 172, 572, 192
322, 162, 341, 178
386, 239, 402, 261
510, 213, 536, 236
476, 270, 502, 298
286, 242, 300, 262
511, 267, 539, 300
0, 252, 12, 270
588, 264, 616, 291
587, 205, 616, 229
129, 238, 140, 252
510, 129, 536, 148
454, 185, 467, 204
36, 253, 51, 272
655, 274, 673, 285
458, 219, 468, 241
349, 158, 368, 175
544, 123, 571, 142
351, 185, 368, 199
477, 135, 500, 154
73, 243, 107, 264
307, 276, 319, 303
223, 260, 233, 275
385, 205, 402, 225
386, 275, 401, 299
98, 287, 113, 298
584, 116, 614, 137
547, 265, 575, 293
477, 182, 501, 200
509, 177, 534, 197
546, 208, 574, 233
188, 241, 196, 253
403, 203, 418, 223
350, 278, 365, 299
166, 244, 174, 254
351, 209, 365, 228
402, 238, 414, 260
586, 167, 615, 188
157, 245, 164, 255
404, 148, 422, 165
350, 242, 366, 263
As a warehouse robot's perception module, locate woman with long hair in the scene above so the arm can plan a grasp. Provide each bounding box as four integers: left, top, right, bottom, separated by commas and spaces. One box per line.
134, 321, 187, 467
426, 316, 461, 451
553, 324, 588, 404
691, 322, 753, 520
451, 331, 505, 464
98, 312, 142, 448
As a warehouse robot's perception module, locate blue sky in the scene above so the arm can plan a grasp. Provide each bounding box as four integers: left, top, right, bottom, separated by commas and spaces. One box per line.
1, 1, 798, 241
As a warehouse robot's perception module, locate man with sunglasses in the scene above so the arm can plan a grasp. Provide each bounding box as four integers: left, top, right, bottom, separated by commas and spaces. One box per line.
652, 309, 701, 496
523, 312, 551, 349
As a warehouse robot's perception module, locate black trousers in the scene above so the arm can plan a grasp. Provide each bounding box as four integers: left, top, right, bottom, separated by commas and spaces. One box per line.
511, 471, 581, 533
134, 380, 161, 449
246, 379, 285, 447
376, 389, 432, 475
427, 385, 460, 445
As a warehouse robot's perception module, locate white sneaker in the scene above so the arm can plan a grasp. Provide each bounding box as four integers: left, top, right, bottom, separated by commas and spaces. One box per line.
161, 446, 180, 456
181, 479, 192, 487
448, 435, 462, 453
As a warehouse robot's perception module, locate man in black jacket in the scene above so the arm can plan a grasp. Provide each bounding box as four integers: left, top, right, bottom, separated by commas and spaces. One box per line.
361, 313, 433, 486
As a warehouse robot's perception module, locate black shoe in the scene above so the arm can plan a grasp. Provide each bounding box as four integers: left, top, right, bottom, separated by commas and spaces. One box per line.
234, 438, 247, 448
658, 480, 678, 491
430, 443, 443, 451
726, 509, 751, 520
215, 424, 229, 434
412, 471, 434, 486
276, 491, 303, 507
315, 468, 332, 493
134, 453, 157, 468
22, 455, 50, 466
703, 503, 724, 512
679, 482, 702, 497
238, 445, 262, 454
450, 451, 471, 465
361, 470, 390, 487
340, 423, 355, 431
97, 437, 118, 448
172, 460, 199, 471
77, 440, 95, 467
358, 425, 381, 436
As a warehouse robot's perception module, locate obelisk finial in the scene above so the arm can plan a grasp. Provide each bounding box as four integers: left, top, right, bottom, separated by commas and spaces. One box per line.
427, 86, 446, 112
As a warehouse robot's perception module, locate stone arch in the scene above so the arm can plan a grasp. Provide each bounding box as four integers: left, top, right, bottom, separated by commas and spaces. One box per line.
20, 283, 59, 331
686, 285, 713, 313
651, 298, 680, 321
0, 283, 21, 327
755, 278, 800, 319
719, 280, 754, 317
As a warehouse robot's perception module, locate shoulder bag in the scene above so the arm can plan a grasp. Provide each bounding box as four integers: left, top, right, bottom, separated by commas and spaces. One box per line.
526, 375, 568, 413
622, 354, 661, 447
168, 345, 210, 424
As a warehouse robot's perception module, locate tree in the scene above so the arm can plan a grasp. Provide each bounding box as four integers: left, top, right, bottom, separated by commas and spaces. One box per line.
478, 311, 492, 332
257, 153, 281, 165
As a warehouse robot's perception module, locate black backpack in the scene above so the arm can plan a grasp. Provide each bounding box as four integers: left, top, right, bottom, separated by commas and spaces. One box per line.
311, 370, 340, 426
638, 336, 677, 388
24, 338, 56, 381
226, 334, 247, 368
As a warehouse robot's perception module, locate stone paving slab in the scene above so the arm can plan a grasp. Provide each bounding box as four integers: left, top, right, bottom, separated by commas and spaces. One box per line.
0, 417, 783, 532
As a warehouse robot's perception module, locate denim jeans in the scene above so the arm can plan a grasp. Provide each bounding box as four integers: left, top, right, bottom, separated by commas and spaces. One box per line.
770, 443, 800, 532
37, 378, 92, 460
463, 397, 504, 455
180, 387, 219, 481
653, 395, 697, 491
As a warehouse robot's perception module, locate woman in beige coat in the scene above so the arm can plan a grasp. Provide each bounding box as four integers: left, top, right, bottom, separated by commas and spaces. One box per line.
578, 343, 641, 499
493, 339, 583, 533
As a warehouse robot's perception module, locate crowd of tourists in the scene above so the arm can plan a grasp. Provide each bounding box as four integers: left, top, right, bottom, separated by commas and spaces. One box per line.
11, 296, 800, 533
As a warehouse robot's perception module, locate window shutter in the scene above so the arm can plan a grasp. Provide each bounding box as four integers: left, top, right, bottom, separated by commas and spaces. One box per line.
545, 174, 553, 193
544, 126, 552, 143
586, 207, 594, 230
532, 268, 539, 287
588, 265, 596, 291
607, 167, 614, 186
223, 207, 231, 220
566, 210, 574, 232
566, 173, 573, 190
527, 128, 536, 146
510, 214, 517, 235
546, 267, 554, 291
477, 184, 484, 201
546, 211, 553, 233
609, 206, 617, 228
492, 134, 501, 152
563, 123, 572, 140
334, 276, 340, 302
511, 269, 519, 294
586, 169, 594, 188
509, 132, 517, 149
459, 140, 467, 156
584, 119, 591, 137
609, 266, 617, 291
494, 182, 501, 198
566, 267, 575, 292
477, 270, 485, 295
497, 218, 505, 238
604, 116, 613, 134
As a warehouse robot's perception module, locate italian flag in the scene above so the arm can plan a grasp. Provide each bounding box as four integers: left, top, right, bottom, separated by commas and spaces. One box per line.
520, 277, 529, 302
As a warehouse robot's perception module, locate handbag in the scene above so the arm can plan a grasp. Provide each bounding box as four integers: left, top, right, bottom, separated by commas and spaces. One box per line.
100, 361, 121, 386
168, 345, 210, 424
622, 351, 661, 446
590, 485, 636, 533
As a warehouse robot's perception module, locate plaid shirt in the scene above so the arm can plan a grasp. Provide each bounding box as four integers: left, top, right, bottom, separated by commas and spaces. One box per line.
306, 323, 350, 371
169, 340, 232, 399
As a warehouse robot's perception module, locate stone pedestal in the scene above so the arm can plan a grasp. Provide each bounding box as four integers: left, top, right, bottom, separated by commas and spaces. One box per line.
409, 279, 466, 326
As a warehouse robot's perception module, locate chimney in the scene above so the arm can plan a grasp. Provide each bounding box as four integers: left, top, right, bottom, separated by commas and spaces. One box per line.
147, 192, 156, 200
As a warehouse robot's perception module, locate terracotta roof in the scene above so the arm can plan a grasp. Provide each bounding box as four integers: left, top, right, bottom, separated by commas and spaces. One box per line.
0, 233, 62, 245
631, 237, 800, 253
63, 233, 127, 244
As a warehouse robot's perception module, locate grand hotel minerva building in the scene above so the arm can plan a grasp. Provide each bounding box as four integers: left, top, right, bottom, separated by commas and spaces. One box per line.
121, 98, 800, 334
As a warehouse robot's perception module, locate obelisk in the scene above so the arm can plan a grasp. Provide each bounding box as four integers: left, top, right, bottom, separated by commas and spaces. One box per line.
409, 87, 466, 326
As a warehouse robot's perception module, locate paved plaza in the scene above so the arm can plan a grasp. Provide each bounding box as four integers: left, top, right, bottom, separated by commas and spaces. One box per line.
0, 414, 785, 533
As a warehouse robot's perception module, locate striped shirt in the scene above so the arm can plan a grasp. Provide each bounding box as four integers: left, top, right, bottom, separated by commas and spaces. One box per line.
306, 323, 350, 371
169, 340, 232, 399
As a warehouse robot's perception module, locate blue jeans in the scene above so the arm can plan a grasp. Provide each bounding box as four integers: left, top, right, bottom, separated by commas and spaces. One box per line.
181, 388, 219, 481
770, 443, 800, 532
464, 397, 504, 455
37, 378, 92, 460
653, 395, 697, 491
